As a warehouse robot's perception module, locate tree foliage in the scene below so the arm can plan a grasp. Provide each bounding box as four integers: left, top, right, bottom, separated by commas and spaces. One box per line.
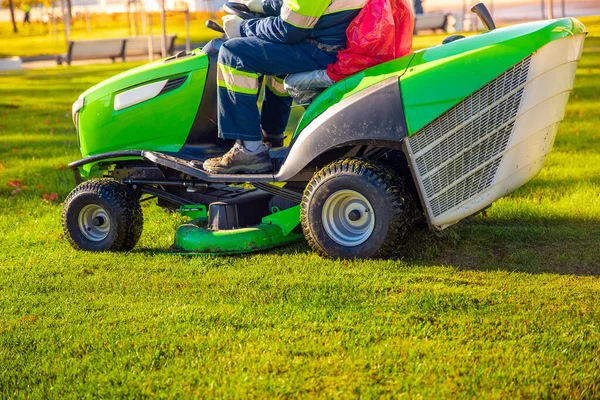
2, 0, 45, 8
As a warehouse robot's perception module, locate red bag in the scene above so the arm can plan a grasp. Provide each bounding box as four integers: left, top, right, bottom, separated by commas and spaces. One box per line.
326, 0, 415, 82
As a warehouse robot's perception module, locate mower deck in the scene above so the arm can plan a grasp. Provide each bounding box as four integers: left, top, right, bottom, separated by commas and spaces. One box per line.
173, 205, 304, 254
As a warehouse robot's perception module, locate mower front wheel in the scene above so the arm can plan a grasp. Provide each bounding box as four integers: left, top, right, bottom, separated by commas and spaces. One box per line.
301, 158, 415, 259
62, 179, 143, 252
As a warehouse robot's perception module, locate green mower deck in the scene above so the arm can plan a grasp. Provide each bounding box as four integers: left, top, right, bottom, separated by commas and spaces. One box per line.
173, 205, 304, 254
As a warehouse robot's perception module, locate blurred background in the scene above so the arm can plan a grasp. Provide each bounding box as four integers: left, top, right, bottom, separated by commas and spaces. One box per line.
1, 0, 599, 68
2, 0, 600, 22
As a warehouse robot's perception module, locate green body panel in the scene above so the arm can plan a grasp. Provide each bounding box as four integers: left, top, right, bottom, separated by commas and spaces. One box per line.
400, 18, 586, 133
77, 49, 209, 177
294, 54, 415, 135
294, 17, 586, 137
81, 48, 207, 105
174, 206, 303, 254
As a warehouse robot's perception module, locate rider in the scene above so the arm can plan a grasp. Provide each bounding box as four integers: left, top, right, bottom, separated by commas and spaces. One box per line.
201, 0, 367, 174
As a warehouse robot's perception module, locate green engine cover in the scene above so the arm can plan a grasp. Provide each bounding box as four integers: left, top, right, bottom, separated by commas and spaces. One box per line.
77, 50, 209, 159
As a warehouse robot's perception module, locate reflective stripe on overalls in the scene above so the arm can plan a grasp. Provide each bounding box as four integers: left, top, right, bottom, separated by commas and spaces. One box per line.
217, 63, 260, 96
281, 0, 368, 28
218, 63, 289, 98
266, 76, 290, 98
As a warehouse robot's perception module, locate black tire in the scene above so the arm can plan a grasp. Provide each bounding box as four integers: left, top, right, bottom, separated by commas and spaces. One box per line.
301, 158, 416, 259
62, 179, 143, 252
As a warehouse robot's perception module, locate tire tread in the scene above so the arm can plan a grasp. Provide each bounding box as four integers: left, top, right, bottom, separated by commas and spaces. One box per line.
301, 158, 415, 259
62, 179, 143, 252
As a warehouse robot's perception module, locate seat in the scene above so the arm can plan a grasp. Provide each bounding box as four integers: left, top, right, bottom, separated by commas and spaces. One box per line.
284, 70, 334, 106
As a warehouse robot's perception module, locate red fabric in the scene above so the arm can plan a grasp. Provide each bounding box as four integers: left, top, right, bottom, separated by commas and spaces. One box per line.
326, 0, 415, 82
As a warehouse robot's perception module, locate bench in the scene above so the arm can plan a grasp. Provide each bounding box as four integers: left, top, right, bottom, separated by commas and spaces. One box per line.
56, 35, 177, 65
57, 38, 126, 65
415, 13, 456, 33
123, 35, 177, 60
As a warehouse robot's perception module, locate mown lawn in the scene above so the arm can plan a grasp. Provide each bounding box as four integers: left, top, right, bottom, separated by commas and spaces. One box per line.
0, 17, 599, 398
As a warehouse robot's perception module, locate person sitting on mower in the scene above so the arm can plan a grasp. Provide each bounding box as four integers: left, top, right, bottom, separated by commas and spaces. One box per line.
201, 0, 367, 174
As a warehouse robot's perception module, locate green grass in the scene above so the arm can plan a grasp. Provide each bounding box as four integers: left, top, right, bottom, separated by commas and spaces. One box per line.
0, 17, 599, 398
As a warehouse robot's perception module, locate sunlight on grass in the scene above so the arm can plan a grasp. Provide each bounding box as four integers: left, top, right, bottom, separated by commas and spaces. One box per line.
0, 16, 599, 399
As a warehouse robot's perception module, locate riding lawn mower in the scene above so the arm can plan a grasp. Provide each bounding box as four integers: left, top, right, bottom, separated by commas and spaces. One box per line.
62, 3, 587, 259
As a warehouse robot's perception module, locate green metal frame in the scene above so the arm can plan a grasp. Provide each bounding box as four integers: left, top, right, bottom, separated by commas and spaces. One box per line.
179, 204, 208, 221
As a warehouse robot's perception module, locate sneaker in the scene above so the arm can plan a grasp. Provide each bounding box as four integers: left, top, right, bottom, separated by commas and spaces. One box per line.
203, 143, 272, 174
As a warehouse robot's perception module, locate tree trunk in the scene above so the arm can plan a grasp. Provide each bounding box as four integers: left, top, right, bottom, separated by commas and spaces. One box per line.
161, 0, 167, 58
66, 0, 72, 19
62, 0, 71, 44
541, 0, 545, 19
8, 0, 18, 33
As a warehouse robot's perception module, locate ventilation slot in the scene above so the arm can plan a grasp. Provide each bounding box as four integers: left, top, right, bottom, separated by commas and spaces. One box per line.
429, 158, 503, 217
407, 56, 532, 220
421, 122, 515, 198
160, 76, 188, 95
409, 57, 531, 154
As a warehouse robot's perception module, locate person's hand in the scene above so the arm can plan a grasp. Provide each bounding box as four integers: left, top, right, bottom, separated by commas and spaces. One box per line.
222, 15, 243, 39
240, 0, 265, 13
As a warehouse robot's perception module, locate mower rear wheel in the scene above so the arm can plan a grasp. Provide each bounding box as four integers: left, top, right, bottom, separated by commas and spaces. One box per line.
62, 179, 143, 252
301, 158, 415, 259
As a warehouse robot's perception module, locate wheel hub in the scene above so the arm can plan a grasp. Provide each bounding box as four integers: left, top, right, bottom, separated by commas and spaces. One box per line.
322, 190, 375, 247
92, 216, 105, 226
78, 204, 111, 242
348, 210, 361, 222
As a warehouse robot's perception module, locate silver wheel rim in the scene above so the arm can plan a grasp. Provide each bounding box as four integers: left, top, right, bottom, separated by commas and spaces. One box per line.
78, 204, 111, 242
322, 190, 375, 247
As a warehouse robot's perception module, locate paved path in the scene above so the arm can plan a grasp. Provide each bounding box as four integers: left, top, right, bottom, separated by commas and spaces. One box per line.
19, 43, 205, 70
22, 55, 152, 70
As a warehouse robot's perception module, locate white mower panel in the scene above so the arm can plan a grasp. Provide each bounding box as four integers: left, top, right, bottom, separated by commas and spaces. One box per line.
405, 34, 586, 230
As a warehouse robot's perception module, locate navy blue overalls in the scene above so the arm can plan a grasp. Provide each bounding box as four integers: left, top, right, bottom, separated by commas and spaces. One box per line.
217, 0, 367, 142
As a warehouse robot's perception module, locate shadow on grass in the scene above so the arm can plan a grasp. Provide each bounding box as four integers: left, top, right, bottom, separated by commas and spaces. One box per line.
130, 240, 312, 259
128, 215, 599, 277
397, 217, 600, 276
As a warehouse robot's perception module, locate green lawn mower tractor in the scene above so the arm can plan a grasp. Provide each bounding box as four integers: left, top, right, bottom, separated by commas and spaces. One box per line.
63, 3, 587, 259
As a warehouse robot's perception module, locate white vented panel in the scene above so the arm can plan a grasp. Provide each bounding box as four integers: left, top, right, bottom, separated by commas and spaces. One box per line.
405, 34, 586, 230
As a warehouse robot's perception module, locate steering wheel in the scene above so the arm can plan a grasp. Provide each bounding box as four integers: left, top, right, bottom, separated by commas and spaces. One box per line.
205, 2, 262, 34
223, 2, 259, 20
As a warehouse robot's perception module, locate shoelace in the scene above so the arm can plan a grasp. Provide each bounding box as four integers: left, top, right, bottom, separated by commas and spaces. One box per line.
227, 143, 244, 155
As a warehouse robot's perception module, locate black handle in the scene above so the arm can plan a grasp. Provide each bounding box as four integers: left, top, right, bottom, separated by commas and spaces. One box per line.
223, 2, 257, 20
471, 3, 496, 31
206, 20, 225, 34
